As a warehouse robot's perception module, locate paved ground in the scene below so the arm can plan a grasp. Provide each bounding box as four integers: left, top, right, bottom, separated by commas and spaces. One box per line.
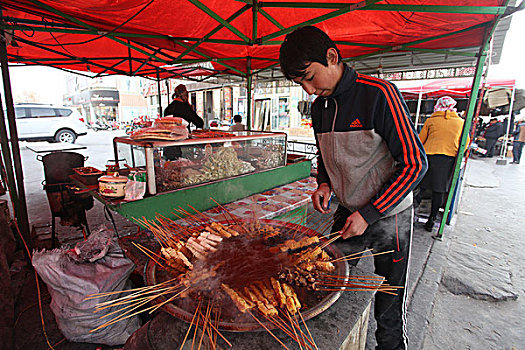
4, 131, 525, 349
421, 158, 525, 349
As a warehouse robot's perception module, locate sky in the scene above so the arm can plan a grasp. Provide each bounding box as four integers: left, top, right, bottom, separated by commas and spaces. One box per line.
3, 9, 525, 106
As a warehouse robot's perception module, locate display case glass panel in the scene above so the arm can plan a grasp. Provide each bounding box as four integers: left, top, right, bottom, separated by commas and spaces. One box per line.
113, 131, 287, 194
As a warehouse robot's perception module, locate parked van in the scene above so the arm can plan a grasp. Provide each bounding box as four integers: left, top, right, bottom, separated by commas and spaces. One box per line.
8, 104, 88, 143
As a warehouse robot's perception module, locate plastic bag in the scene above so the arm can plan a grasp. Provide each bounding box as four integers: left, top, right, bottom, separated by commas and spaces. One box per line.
124, 171, 147, 201
32, 228, 140, 346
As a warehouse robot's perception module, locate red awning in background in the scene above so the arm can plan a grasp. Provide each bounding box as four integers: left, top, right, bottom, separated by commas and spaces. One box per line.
398, 77, 516, 99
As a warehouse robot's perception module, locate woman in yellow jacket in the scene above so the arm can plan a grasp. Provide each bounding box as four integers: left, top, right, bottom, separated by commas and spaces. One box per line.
418, 96, 468, 231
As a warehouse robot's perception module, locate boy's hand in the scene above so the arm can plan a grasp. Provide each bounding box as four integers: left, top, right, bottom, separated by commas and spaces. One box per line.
340, 211, 368, 239
312, 183, 331, 214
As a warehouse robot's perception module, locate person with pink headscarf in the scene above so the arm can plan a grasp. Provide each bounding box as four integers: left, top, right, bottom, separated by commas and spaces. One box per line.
418, 96, 468, 232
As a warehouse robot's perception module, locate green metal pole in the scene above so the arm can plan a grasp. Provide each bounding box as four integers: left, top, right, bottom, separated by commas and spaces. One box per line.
252, 0, 258, 43
247, 58, 252, 131
0, 24, 31, 246
156, 69, 162, 118
435, 25, 496, 240
175, 4, 250, 60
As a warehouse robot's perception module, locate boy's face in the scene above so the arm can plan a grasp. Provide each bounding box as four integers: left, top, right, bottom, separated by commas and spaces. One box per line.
292, 47, 343, 97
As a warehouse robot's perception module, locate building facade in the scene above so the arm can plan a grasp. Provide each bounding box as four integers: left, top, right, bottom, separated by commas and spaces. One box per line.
64, 75, 148, 124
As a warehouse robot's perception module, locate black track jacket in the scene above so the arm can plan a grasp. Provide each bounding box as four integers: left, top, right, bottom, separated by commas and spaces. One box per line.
313, 65, 427, 225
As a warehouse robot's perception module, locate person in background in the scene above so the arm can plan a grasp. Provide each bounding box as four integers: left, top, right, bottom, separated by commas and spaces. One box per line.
511, 118, 525, 164
163, 84, 204, 130
279, 26, 427, 350
418, 96, 468, 232
481, 118, 504, 158
229, 114, 246, 131
162, 84, 204, 160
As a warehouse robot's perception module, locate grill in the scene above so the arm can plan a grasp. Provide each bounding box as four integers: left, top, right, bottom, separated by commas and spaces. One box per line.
143, 219, 349, 332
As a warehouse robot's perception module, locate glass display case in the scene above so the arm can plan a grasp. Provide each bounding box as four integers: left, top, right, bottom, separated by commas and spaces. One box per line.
113, 131, 287, 195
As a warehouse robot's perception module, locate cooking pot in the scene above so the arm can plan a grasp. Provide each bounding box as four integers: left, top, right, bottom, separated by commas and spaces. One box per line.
98, 173, 127, 197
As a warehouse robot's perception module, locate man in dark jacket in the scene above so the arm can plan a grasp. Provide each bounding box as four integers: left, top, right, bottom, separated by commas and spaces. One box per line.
162, 84, 204, 160
280, 26, 427, 350
482, 118, 504, 157
163, 84, 204, 130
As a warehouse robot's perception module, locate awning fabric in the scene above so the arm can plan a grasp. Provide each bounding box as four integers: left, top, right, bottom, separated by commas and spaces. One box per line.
1, 0, 512, 78
398, 77, 516, 99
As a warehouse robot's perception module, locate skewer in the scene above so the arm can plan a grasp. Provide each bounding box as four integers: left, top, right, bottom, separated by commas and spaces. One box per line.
209, 197, 249, 233
266, 315, 301, 344
179, 206, 209, 226
330, 250, 395, 263
180, 300, 202, 350
148, 287, 190, 314
198, 308, 232, 347
187, 204, 215, 225
85, 277, 178, 300
298, 311, 318, 350
197, 302, 212, 350
132, 217, 170, 247
131, 242, 167, 268
319, 234, 341, 250
91, 278, 179, 307
205, 316, 217, 350
321, 274, 384, 280
285, 310, 306, 350
96, 285, 179, 312
154, 213, 190, 238
285, 309, 316, 350
208, 197, 236, 224
247, 311, 290, 350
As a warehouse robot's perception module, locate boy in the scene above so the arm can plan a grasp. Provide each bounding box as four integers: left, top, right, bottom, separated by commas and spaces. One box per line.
279, 26, 427, 349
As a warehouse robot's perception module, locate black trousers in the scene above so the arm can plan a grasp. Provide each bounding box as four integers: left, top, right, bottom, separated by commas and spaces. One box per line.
485, 138, 498, 157
332, 205, 412, 350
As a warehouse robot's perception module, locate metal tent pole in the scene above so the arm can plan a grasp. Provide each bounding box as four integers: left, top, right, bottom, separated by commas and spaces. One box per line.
156, 69, 162, 117
0, 96, 19, 217
497, 86, 516, 163
414, 89, 423, 131
435, 26, 494, 240
0, 30, 31, 246
247, 57, 252, 131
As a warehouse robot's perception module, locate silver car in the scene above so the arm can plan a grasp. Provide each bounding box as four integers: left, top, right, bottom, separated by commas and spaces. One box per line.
9, 104, 88, 143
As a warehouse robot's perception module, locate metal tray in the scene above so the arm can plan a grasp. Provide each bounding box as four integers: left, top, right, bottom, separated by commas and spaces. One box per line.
144, 219, 349, 332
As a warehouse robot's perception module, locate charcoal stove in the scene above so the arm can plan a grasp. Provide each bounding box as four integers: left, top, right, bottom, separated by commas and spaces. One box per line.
38, 151, 93, 247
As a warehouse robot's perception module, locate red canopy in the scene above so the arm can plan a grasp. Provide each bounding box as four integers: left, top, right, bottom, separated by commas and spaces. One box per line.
398, 77, 516, 99
1, 0, 513, 78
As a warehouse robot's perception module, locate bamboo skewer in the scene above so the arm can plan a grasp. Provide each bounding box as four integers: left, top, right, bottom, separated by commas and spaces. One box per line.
209, 197, 249, 233
148, 287, 190, 314
248, 311, 290, 350
198, 309, 232, 347
298, 311, 318, 350
285, 310, 306, 350
319, 234, 342, 250
132, 242, 169, 265
180, 301, 202, 350
330, 249, 395, 263
285, 309, 315, 350
197, 302, 212, 350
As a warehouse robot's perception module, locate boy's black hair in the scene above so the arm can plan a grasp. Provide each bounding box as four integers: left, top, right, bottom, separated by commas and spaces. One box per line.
233, 114, 242, 123
279, 26, 342, 80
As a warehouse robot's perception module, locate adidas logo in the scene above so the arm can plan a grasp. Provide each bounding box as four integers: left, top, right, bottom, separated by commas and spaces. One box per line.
350, 118, 363, 128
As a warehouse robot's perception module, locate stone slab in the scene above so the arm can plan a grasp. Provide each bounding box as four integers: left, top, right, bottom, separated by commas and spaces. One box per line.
464, 160, 500, 188
441, 241, 518, 301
